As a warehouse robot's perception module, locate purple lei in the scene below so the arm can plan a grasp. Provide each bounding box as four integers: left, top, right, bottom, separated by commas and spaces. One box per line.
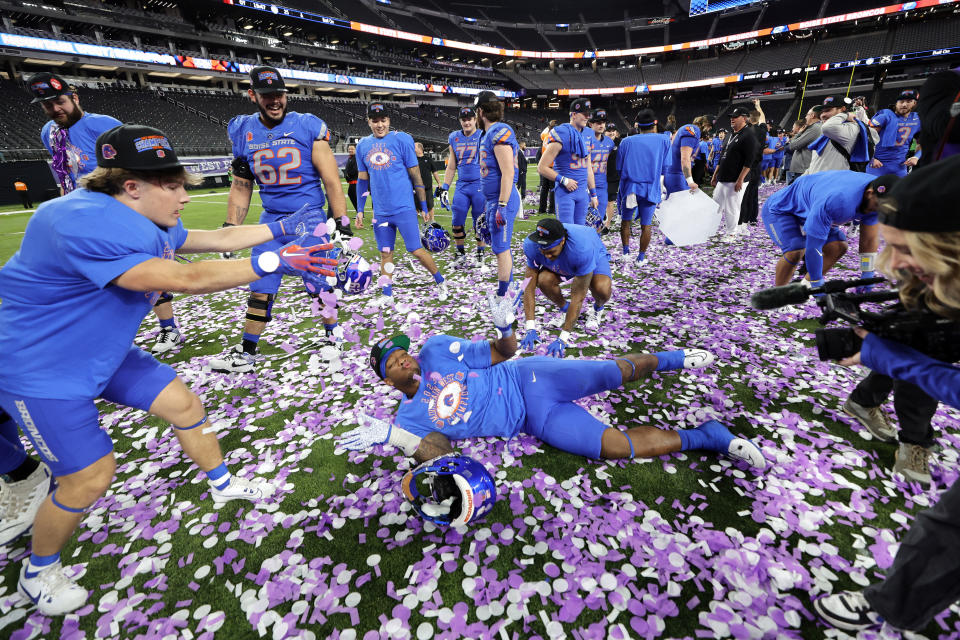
49, 125, 76, 193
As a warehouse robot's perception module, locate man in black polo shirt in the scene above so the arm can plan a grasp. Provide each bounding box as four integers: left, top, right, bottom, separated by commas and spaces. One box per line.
711, 106, 759, 242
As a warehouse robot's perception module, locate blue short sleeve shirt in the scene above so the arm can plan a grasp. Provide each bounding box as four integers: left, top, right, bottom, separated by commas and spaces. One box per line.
523, 223, 606, 277
356, 131, 419, 218
41, 112, 122, 190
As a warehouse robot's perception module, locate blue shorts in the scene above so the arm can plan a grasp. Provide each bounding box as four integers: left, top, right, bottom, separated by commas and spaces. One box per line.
663, 172, 687, 196
620, 194, 657, 225
763, 209, 847, 254
0, 409, 27, 474
0, 347, 177, 477
555, 186, 589, 225
761, 158, 774, 171
373, 212, 423, 254
451, 181, 485, 228
485, 188, 521, 255
516, 358, 622, 459
866, 162, 908, 178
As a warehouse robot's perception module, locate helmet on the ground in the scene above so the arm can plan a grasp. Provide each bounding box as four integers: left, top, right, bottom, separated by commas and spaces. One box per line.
401, 455, 497, 526
421, 223, 451, 252
336, 251, 373, 295
585, 206, 604, 232
474, 212, 492, 245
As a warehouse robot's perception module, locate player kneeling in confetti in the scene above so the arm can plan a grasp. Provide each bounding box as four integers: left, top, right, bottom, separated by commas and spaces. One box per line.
520, 218, 612, 348
0, 125, 337, 616
337, 299, 766, 470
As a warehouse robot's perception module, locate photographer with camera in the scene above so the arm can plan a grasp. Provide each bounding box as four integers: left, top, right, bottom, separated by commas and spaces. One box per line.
814, 155, 960, 633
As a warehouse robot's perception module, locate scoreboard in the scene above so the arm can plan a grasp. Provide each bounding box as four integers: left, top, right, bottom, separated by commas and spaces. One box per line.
690, 0, 765, 17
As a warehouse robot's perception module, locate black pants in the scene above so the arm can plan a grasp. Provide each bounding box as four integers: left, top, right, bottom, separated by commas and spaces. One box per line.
517, 173, 526, 195
738, 166, 760, 225
347, 182, 358, 213
538, 177, 555, 214
865, 475, 960, 630
692, 158, 706, 186
18, 191, 32, 209
849, 372, 939, 447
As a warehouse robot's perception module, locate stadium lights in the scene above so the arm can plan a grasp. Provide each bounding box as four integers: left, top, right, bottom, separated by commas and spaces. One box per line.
282, 30, 293, 36
242, 24, 254, 29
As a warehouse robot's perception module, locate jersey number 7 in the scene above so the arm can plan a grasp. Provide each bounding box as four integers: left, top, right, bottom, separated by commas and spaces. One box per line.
252, 147, 303, 185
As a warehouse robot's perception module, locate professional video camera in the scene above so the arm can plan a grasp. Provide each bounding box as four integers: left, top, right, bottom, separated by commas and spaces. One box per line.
750, 277, 960, 362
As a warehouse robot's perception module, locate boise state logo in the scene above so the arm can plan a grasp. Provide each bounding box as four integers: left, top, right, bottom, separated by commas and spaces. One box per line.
536, 225, 549, 237
100, 143, 117, 159
31, 82, 50, 92
424, 372, 469, 427
366, 144, 396, 169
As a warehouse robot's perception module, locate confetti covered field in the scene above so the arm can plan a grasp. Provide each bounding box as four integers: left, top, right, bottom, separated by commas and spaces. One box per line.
1, 180, 958, 640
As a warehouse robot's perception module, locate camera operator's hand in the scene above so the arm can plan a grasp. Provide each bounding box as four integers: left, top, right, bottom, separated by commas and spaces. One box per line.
838, 327, 870, 367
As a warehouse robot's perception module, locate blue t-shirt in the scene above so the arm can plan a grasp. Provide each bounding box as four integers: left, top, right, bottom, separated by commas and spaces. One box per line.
548, 123, 591, 184
395, 335, 525, 440
41, 112, 122, 191
584, 132, 615, 186
355, 130, 419, 218
764, 171, 878, 239
870, 109, 922, 164
710, 138, 723, 162
698, 140, 710, 159
478, 122, 519, 201
774, 135, 787, 162
228, 111, 330, 216
522, 223, 608, 277
665, 124, 701, 175
448, 129, 482, 184
616, 133, 671, 204
0, 189, 187, 400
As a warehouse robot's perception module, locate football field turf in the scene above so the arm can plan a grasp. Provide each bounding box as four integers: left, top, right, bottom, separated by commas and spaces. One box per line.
0, 178, 958, 640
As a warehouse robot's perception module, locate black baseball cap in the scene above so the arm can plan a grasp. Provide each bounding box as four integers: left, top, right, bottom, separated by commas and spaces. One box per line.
821, 95, 851, 109
249, 66, 286, 93
729, 106, 751, 118
95, 124, 192, 171
878, 155, 960, 232
605, 122, 618, 131
634, 108, 656, 127
367, 102, 388, 118
27, 72, 73, 103
527, 217, 567, 248
370, 334, 410, 379
589, 108, 607, 122
473, 91, 499, 108
867, 174, 899, 197
570, 98, 592, 114
458, 107, 475, 119
898, 90, 919, 102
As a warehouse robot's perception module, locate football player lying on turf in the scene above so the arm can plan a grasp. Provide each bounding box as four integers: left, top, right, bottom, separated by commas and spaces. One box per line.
339, 299, 766, 467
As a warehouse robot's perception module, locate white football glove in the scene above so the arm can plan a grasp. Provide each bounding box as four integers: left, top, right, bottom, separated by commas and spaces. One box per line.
339, 414, 393, 451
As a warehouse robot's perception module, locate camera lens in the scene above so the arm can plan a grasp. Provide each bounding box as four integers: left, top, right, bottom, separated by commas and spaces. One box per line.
815, 328, 864, 361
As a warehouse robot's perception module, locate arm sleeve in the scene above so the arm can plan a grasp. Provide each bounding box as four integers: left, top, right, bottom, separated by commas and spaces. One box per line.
57, 221, 158, 289
861, 334, 960, 408
803, 234, 825, 283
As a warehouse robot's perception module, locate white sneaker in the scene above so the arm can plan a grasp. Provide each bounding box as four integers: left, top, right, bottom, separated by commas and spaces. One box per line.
682, 348, 715, 369
0, 483, 32, 546
152, 327, 183, 354
584, 306, 600, 332
437, 281, 450, 302
726, 438, 767, 470
374, 294, 395, 308
209, 345, 259, 373
720, 233, 737, 243
18, 561, 88, 616
210, 476, 273, 507
635, 257, 647, 269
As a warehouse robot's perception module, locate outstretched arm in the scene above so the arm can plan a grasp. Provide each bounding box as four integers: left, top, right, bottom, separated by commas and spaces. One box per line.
413, 432, 454, 463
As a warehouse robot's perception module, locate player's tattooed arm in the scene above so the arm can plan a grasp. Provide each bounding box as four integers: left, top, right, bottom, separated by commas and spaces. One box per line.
562, 274, 592, 332
226, 175, 253, 225
313, 139, 348, 221
413, 431, 455, 463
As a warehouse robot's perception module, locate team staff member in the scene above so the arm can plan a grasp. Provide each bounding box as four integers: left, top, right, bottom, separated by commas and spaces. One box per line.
807, 95, 874, 175
536, 121, 557, 215
519, 219, 612, 348
438, 107, 488, 268
616, 108, 671, 266
712, 106, 759, 242
413, 142, 439, 221
761, 171, 895, 287
475, 90, 521, 310
211, 66, 349, 373
343, 144, 359, 211
517, 141, 528, 193
538, 98, 599, 225
663, 115, 711, 195
868, 90, 922, 177
814, 156, 960, 633
0, 124, 335, 615
341, 327, 764, 469
737, 100, 767, 234
355, 102, 449, 306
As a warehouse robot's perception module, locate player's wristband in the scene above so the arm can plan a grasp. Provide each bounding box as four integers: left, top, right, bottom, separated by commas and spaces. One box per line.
558, 176, 567, 187
419, 200, 429, 214
442, 182, 449, 191
357, 177, 370, 214
558, 330, 571, 344
525, 320, 537, 331
251, 252, 279, 277
266, 220, 284, 239
221, 222, 236, 228
498, 201, 508, 208
686, 177, 697, 187
387, 426, 422, 457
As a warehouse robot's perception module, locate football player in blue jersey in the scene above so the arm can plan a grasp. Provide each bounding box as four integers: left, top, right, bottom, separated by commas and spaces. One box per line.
583, 108, 616, 228
210, 66, 349, 373
663, 115, 711, 196
868, 90, 922, 177
438, 107, 489, 270
354, 102, 449, 307
475, 90, 523, 311
28, 71, 186, 356
537, 98, 599, 225
762, 172, 897, 287
0, 125, 335, 615
337, 322, 765, 470
519, 218, 612, 351
616, 108, 671, 268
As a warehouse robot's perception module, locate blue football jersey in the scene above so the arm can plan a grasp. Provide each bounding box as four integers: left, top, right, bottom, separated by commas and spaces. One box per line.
548, 123, 591, 184
617, 133, 671, 204
478, 122, 519, 201
448, 129, 482, 184
523, 223, 608, 277
764, 171, 878, 239
584, 132, 615, 186
665, 124, 700, 174
228, 111, 330, 215
41, 112, 122, 192
394, 335, 525, 440
870, 109, 921, 164
774, 135, 787, 162
355, 130, 419, 218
